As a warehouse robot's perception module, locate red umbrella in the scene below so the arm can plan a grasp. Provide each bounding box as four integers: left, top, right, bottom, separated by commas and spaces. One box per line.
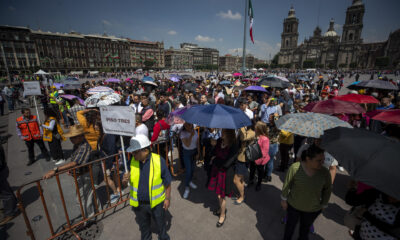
372, 109, 400, 124
334, 94, 379, 104
303, 99, 366, 114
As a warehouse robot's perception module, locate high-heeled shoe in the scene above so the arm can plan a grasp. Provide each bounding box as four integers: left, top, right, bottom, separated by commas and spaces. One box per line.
216, 214, 226, 228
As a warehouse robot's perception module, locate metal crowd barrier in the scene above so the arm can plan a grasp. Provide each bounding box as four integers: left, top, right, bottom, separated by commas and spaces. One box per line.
16, 139, 185, 239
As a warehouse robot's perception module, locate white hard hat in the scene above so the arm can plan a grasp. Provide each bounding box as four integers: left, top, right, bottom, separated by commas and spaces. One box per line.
333, 84, 338, 87
58, 90, 65, 94
126, 134, 151, 152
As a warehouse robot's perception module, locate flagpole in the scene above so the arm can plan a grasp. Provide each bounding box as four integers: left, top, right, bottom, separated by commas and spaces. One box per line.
242, 0, 248, 73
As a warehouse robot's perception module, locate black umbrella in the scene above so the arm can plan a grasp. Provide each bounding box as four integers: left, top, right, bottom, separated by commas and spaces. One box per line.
183, 82, 198, 92
321, 127, 400, 199
355, 79, 398, 90
258, 77, 291, 88
181, 74, 193, 80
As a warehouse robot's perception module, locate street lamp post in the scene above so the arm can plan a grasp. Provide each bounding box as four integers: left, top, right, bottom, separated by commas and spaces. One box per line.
0, 43, 11, 85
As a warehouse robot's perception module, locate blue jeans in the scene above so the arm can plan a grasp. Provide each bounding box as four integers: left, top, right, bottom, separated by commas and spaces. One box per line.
62, 110, 70, 127
265, 143, 279, 177
6, 96, 13, 111
182, 148, 197, 187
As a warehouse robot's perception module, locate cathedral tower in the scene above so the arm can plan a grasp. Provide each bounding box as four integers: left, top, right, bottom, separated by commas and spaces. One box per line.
280, 6, 299, 50
341, 0, 365, 43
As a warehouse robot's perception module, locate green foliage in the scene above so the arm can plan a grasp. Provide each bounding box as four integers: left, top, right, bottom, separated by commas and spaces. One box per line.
144, 60, 156, 68
100, 67, 112, 72
284, 63, 292, 69
316, 64, 324, 69
194, 64, 218, 70
254, 63, 269, 69
349, 62, 358, 69
328, 63, 336, 69
339, 63, 347, 68
375, 57, 389, 69
302, 60, 315, 69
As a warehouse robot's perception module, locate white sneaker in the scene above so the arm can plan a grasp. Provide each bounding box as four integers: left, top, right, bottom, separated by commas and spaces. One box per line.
183, 187, 190, 199
189, 181, 198, 189
338, 166, 345, 172
55, 159, 66, 166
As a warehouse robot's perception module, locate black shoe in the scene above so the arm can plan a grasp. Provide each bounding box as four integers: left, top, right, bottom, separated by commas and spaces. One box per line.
255, 184, 261, 192
267, 176, 272, 182
27, 160, 34, 166
216, 215, 226, 228
248, 180, 255, 186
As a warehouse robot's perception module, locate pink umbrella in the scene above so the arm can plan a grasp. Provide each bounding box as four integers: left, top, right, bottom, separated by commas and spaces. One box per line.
105, 78, 120, 83
233, 72, 243, 77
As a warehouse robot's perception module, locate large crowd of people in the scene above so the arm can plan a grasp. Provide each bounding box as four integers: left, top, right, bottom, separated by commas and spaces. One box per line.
1, 70, 399, 240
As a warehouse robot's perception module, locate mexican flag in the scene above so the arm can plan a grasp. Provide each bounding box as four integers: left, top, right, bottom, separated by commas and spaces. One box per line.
112, 53, 120, 59
249, 0, 254, 44
104, 52, 111, 58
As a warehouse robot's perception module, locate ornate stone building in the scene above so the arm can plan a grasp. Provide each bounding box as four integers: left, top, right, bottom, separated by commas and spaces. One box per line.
278, 0, 400, 69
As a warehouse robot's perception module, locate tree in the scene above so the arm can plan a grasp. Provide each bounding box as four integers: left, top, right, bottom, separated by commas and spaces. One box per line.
328, 63, 336, 69
255, 63, 269, 69
302, 60, 315, 69
144, 60, 156, 69
375, 57, 389, 69
339, 63, 347, 68
316, 64, 324, 69
349, 62, 358, 69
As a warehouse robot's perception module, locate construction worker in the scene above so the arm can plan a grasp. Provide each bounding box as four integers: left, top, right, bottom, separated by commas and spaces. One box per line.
16, 108, 50, 165
48, 86, 60, 118
122, 134, 172, 240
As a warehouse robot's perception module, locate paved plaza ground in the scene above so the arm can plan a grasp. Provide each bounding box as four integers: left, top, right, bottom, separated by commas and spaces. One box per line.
0, 73, 395, 240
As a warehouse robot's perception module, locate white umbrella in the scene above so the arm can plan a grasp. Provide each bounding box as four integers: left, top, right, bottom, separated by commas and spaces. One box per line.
86, 86, 114, 95
34, 69, 49, 75
143, 81, 158, 87
84, 92, 121, 108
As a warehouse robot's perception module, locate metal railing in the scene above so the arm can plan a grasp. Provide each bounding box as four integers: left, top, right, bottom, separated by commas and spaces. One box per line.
16, 139, 184, 240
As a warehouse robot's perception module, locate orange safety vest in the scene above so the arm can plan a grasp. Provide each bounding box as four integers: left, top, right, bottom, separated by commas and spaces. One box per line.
16, 115, 42, 141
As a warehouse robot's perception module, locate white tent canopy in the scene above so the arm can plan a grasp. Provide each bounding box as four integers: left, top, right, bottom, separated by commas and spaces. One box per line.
34, 69, 49, 75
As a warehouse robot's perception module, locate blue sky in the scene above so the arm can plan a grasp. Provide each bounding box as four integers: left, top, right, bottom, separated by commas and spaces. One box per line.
1, 0, 399, 60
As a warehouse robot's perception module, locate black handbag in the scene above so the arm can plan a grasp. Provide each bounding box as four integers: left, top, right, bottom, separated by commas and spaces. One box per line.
245, 140, 262, 162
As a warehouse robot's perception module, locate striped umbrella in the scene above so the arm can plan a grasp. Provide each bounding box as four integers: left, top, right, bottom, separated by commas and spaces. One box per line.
86, 86, 114, 95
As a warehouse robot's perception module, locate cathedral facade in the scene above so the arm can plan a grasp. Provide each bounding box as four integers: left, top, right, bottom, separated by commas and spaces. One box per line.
278, 0, 400, 69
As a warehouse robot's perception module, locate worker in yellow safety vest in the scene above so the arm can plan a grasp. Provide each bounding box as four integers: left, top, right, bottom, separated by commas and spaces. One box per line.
122, 134, 172, 240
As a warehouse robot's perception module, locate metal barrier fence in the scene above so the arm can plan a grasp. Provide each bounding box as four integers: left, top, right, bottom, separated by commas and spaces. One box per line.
16, 140, 183, 240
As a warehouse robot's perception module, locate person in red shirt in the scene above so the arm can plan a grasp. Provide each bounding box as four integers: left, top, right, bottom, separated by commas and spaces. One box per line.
151, 110, 171, 159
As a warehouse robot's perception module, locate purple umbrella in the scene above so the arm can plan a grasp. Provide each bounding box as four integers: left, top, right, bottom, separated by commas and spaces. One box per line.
53, 83, 64, 89
170, 77, 180, 82
60, 95, 85, 105
166, 105, 197, 125
244, 85, 268, 92
105, 78, 121, 83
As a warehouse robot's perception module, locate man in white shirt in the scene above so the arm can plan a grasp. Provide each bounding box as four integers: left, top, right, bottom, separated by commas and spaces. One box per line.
134, 115, 148, 138
239, 98, 254, 120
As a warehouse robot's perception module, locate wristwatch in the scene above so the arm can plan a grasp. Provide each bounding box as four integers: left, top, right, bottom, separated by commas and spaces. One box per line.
53, 167, 58, 173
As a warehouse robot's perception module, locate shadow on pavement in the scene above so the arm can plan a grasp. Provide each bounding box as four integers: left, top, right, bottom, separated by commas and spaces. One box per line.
21, 186, 40, 207
0, 222, 14, 240
322, 203, 347, 226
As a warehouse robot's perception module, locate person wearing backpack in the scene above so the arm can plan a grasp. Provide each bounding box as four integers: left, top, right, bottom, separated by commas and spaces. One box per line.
151, 110, 170, 160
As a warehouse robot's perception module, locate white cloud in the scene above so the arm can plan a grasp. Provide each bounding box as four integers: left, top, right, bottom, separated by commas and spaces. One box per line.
217, 10, 242, 20
276, 43, 281, 48
195, 35, 215, 42
334, 23, 342, 31
142, 36, 149, 41
167, 30, 177, 35
249, 40, 281, 59
102, 20, 111, 26
228, 48, 243, 55
218, 38, 223, 42
8, 6, 15, 11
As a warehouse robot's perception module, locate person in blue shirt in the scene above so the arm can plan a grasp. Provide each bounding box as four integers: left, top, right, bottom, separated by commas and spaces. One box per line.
376, 97, 394, 110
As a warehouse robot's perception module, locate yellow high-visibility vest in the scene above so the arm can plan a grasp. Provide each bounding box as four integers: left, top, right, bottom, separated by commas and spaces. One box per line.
129, 153, 165, 208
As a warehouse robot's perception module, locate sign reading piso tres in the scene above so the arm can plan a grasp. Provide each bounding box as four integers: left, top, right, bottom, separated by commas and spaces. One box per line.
100, 106, 136, 136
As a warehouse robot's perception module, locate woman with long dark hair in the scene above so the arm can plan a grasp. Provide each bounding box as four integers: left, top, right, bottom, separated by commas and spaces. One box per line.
208, 129, 239, 228
42, 108, 65, 165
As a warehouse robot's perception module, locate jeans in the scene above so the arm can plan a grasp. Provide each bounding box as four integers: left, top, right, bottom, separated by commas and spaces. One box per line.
6, 96, 13, 111
265, 143, 279, 177
25, 139, 50, 162
182, 148, 197, 187
0, 167, 18, 217
283, 204, 321, 240
77, 172, 99, 218
132, 203, 170, 240
279, 143, 292, 171
62, 110, 70, 127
